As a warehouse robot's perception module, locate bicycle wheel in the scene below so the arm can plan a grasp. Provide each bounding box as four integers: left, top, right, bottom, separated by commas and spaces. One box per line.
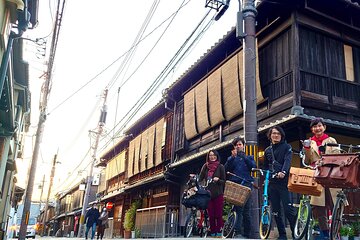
259, 207, 272, 239
330, 197, 345, 240
305, 218, 314, 240
199, 212, 210, 238
184, 213, 196, 238
294, 200, 311, 240
222, 211, 237, 238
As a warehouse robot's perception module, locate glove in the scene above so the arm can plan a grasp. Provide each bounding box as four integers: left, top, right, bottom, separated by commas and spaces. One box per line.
302, 139, 311, 148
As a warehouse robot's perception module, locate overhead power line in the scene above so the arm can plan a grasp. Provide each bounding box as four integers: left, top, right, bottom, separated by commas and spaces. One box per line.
99, 9, 214, 154
47, 0, 192, 115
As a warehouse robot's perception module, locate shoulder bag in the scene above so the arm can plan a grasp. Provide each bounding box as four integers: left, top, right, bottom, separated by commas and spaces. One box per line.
314, 153, 360, 189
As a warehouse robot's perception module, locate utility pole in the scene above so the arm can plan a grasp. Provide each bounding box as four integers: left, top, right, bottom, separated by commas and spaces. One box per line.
19, 1, 64, 238
77, 89, 108, 238
241, 0, 259, 238
39, 175, 45, 203
206, 0, 259, 237
41, 153, 58, 236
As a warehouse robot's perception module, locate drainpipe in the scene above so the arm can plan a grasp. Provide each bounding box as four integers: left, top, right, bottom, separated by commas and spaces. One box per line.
0, 0, 29, 96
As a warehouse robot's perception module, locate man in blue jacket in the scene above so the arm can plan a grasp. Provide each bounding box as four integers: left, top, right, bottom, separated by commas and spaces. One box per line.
85, 203, 100, 239
225, 137, 256, 238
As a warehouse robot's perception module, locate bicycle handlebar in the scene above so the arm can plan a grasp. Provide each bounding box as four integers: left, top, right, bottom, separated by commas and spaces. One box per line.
251, 168, 279, 179
226, 172, 259, 189
318, 143, 360, 153
294, 148, 315, 170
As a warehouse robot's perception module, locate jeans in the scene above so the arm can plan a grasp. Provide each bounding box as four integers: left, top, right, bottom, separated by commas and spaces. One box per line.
85, 222, 96, 239
234, 197, 251, 237
269, 184, 297, 237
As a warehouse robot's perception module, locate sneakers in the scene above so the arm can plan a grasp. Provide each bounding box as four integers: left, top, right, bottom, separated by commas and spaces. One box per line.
210, 232, 222, 238
233, 233, 246, 239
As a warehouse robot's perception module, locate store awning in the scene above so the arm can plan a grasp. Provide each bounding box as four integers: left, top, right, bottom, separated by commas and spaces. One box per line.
100, 188, 125, 202
124, 173, 164, 191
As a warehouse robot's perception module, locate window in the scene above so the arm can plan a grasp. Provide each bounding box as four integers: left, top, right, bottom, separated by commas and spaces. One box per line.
344, 45, 355, 81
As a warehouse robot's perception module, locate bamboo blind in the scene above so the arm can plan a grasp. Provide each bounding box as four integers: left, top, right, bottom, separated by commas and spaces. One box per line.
184, 89, 198, 139
140, 129, 148, 172
155, 118, 164, 166
222, 54, 242, 120
147, 124, 156, 169
256, 40, 265, 103
127, 140, 135, 177
208, 68, 224, 126
195, 79, 210, 133
133, 135, 141, 175
105, 150, 126, 180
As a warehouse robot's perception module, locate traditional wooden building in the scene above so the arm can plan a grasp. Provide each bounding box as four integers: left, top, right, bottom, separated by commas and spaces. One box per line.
0, 0, 39, 238
97, 101, 179, 238
51, 180, 96, 237
97, 0, 360, 237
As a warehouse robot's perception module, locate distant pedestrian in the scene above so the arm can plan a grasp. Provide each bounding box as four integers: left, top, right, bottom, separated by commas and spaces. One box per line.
199, 150, 226, 237
85, 203, 100, 240
97, 207, 109, 240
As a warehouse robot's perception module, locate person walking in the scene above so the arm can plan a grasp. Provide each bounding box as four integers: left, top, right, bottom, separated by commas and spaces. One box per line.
85, 203, 100, 240
97, 207, 109, 240
303, 117, 340, 239
199, 150, 226, 237
224, 137, 256, 238
264, 126, 297, 240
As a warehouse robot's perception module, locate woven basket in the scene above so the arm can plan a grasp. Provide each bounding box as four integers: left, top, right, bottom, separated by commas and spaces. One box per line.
224, 181, 251, 207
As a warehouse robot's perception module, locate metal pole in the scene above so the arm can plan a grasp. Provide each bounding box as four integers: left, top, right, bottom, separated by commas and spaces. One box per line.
77, 89, 108, 237
241, 0, 259, 238
19, 1, 63, 236
39, 175, 45, 203
18, 112, 45, 240
41, 153, 58, 236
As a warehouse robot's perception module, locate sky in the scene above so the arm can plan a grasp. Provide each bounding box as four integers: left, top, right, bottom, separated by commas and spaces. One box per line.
18, 0, 241, 200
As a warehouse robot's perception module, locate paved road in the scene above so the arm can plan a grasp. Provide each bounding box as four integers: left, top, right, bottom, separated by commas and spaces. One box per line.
9, 237, 261, 239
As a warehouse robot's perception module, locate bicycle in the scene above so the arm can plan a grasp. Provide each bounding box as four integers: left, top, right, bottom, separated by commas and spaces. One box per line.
182, 174, 211, 238
292, 148, 319, 240
184, 206, 210, 238
221, 172, 258, 238
251, 167, 278, 239
320, 143, 360, 240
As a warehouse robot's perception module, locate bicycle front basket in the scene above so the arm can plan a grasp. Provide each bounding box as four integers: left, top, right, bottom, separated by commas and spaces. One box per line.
224, 181, 251, 207
182, 188, 211, 210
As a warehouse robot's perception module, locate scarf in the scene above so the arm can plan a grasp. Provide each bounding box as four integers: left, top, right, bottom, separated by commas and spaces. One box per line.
207, 160, 219, 177
311, 133, 329, 154
310, 133, 329, 146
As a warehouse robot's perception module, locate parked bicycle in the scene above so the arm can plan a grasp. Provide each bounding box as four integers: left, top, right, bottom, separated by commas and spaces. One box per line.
221, 172, 258, 238
319, 143, 360, 240
182, 174, 211, 238
251, 168, 278, 239
292, 148, 319, 240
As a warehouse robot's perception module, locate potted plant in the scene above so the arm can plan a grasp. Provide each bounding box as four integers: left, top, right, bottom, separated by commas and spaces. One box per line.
134, 227, 141, 238
349, 226, 355, 240
340, 226, 350, 240
123, 201, 140, 239
352, 222, 360, 240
